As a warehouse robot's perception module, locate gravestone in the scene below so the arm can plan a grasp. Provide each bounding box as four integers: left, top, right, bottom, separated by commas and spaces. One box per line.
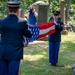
72, 64, 75, 75
37, 4, 49, 24
72, 69, 75, 75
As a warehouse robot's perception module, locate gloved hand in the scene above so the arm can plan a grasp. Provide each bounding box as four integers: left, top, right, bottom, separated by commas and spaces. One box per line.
54, 20, 58, 25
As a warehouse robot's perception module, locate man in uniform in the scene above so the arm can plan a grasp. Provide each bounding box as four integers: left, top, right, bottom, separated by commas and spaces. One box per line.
0, 1, 32, 75
48, 10, 63, 66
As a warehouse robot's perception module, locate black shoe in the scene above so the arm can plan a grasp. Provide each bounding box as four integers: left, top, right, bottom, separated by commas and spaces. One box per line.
51, 63, 57, 66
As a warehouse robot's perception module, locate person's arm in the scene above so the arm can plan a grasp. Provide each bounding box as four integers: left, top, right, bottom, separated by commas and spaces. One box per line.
34, 12, 38, 17
0, 19, 2, 34
0, 29, 1, 34
27, 12, 30, 19
55, 21, 63, 31
23, 21, 32, 38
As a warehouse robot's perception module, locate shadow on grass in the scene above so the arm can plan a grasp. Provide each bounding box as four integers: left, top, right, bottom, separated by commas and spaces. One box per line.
24, 41, 48, 56
20, 41, 74, 75
20, 57, 72, 75
21, 33, 75, 75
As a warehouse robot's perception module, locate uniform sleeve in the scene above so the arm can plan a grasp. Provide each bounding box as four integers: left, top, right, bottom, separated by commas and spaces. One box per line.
0, 29, 1, 34
0, 19, 2, 33
55, 22, 63, 31
23, 21, 32, 38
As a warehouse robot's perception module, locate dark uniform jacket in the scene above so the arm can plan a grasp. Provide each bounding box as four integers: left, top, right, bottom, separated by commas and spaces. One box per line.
0, 14, 32, 60
48, 16, 63, 42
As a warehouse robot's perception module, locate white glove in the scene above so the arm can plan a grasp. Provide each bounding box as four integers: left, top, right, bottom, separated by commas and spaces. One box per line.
54, 20, 58, 25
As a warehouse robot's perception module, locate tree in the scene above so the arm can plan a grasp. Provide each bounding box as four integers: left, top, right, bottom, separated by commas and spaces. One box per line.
65, 0, 71, 24
33, 0, 36, 3
48, 0, 52, 5
47, 0, 52, 18
0, 0, 75, 23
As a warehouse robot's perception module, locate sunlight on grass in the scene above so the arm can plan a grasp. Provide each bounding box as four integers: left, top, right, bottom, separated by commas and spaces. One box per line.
61, 32, 75, 42
65, 65, 71, 68
23, 55, 44, 61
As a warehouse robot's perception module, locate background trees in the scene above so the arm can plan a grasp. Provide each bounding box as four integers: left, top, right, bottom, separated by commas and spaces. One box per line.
0, 0, 75, 25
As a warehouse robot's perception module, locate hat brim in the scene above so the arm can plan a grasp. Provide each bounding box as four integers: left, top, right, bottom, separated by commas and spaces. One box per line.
54, 13, 60, 16
7, 1, 21, 7
7, 1, 21, 5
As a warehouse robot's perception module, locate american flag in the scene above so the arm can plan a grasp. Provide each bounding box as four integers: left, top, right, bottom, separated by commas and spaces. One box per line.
26, 21, 55, 43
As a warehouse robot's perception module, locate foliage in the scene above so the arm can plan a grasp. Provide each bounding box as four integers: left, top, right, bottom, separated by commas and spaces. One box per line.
0, 2, 7, 17
21, 0, 33, 10
72, 0, 75, 4
0, 0, 75, 23
68, 4, 75, 25
21, 0, 47, 10
49, 0, 60, 17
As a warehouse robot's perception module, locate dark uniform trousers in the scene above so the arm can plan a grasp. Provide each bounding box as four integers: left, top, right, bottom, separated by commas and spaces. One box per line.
0, 60, 20, 75
49, 42, 60, 63
0, 14, 32, 75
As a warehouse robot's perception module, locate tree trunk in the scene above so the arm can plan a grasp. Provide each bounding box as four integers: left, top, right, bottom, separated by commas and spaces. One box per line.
48, 0, 52, 12
48, 0, 52, 4
65, 0, 71, 24
33, 0, 36, 3
48, 0, 52, 6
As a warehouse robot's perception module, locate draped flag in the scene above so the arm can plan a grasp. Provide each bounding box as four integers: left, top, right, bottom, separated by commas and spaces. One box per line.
26, 21, 56, 43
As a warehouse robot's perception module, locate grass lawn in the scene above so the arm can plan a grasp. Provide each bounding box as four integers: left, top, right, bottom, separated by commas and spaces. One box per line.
20, 32, 75, 75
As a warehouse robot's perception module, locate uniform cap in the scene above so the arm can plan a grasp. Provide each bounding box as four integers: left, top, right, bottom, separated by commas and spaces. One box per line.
53, 10, 60, 16
7, 1, 21, 7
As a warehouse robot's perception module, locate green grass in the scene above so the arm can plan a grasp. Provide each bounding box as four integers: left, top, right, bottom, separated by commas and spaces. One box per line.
20, 32, 75, 75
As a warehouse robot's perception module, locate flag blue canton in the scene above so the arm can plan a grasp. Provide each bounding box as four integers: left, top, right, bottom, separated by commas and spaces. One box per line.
26, 25, 40, 43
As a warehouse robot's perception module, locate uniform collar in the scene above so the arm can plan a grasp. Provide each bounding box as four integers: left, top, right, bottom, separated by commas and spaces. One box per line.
8, 14, 18, 18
